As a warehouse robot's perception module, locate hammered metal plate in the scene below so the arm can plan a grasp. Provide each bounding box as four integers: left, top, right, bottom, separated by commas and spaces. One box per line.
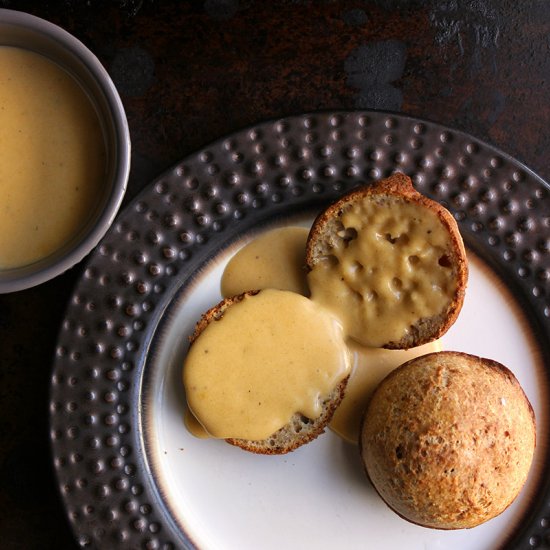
50, 111, 550, 549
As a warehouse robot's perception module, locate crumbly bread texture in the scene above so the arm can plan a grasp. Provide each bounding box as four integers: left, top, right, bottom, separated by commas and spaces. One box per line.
305, 172, 468, 349
359, 351, 536, 530
187, 291, 349, 455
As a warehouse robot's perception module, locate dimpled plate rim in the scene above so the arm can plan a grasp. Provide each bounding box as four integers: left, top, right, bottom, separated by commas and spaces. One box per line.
49, 111, 550, 549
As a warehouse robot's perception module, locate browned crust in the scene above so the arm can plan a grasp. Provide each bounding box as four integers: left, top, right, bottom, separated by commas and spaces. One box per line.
226, 376, 349, 455
188, 290, 260, 345
359, 351, 536, 530
372, 351, 536, 429
187, 290, 349, 455
305, 172, 468, 349
359, 351, 537, 463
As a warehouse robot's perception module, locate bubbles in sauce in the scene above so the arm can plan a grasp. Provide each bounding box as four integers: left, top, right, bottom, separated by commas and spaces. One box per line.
307, 200, 457, 347
0, 46, 106, 269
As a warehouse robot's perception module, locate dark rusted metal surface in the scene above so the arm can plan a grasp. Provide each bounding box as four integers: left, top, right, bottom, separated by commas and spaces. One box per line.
1, 1, 549, 548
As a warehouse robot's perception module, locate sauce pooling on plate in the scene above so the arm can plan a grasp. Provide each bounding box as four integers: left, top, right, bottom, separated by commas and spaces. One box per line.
0, 47, 106, 269
330, 340, 441, 443
221, 226, 310, 297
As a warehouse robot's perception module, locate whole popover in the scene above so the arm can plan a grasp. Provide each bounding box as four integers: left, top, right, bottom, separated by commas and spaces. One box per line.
360, 351, 536, 529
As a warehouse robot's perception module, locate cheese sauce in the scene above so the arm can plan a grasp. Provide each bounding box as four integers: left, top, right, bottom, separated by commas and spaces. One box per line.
183, 404, 209, 439
308, 199, 457, 347
186, 226, 309, 439
0, 47, 106, 269
184, 289, 350, 440
329, 340, 441, 443
184, 226, 444, 442
221, 226, 309, 297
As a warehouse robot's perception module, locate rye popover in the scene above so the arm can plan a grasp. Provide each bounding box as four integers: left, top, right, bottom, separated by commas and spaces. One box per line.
184, 289, 351, 455
360, 351, 536, 529
306, 173, 468, 349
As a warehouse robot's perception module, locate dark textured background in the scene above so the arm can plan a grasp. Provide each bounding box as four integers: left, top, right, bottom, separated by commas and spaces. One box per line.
0, 1, 549, 548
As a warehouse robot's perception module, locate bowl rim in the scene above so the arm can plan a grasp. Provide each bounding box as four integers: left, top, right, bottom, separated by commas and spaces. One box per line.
0, 8, 131, 294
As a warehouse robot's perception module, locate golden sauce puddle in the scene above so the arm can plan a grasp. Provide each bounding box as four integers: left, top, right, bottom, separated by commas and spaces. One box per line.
0, 46, 106, 269
221, 227, 309, 297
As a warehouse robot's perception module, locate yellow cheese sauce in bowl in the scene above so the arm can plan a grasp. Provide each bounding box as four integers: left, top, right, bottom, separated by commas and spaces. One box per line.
0, 9, 130, 292
0, 47, 106, 269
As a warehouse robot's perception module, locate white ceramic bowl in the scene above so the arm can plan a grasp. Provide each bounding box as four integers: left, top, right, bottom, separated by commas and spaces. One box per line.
0, 9, 130, 293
